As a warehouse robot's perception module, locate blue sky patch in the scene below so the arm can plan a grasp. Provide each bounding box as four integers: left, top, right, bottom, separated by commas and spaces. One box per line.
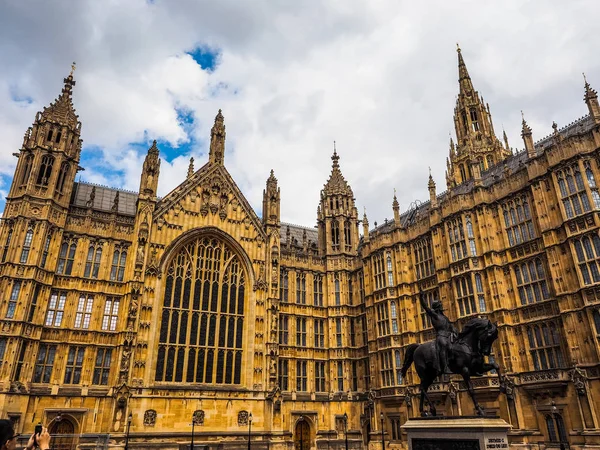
187, 47, 220, 72
10, 85, 34, 105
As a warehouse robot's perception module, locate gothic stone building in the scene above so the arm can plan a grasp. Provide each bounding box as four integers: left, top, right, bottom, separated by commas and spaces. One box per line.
1, 48, 600, 450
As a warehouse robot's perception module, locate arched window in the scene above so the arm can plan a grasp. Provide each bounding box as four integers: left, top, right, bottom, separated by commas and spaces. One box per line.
36, 154, 54, 186
475, 273, 486, 312
527, 322, 565, 370
334, 274, 341, 305
344, 220, 352, 250
331, 220, 340, 250
459, 164, 467, 183
20, 229, 34, 264
155, 236, 246, 385
110, 248, 127, 282
546, 413, 568, 443
395, 350, 402, 384
55, 162, 70, 195
387, 253, 394, 286
390, 301, 398, 333
57, 241, 77, 275
486, 155, 494, 169
1, 228, 12, 263
20, 154, 34, 187
573, 233, 600, 285
84, 243, 103, 279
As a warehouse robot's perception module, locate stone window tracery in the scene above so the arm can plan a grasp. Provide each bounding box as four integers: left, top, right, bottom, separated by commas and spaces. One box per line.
33, 344, 56, 383
2, 228, 12, 263
155, 236, 245, 385
84, 242, 103, 279
314, 318, 325, 348
454, 275, 476, 317
64, 346, 85, 384
447, 217, 468, 262
278, 359, 288, 390
55, 162, 70, 196
6, 281, 21, 319
279, 315, 289, 345
514, 258, 550, 304
313, 274, 323, 306
373, 252, 386, 290
101, 297, 120, 331
502, 195, 536, 246
573, 233, 600, 285
556, 162, 591, 218
296, 272, 306, 304
315, 360, 326, 392
36, 154, 54, 186
296, 317, 307, 346
110, 247, 127, 282
45, 291, 66, 326
20, 153, 33, 188
526, 321, 565, 370
296, 360, 307, 391
40, 232, 52, 268
20, 228, 33, 264
57, 239, 77, 275
280, 270, 288, 302
414, 236, 435, 280
334, 273, 341, 305
93, 348, 112, 385
74, 294, 94, 329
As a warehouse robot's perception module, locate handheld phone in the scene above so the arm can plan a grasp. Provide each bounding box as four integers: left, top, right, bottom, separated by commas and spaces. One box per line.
34, 423, 43, 447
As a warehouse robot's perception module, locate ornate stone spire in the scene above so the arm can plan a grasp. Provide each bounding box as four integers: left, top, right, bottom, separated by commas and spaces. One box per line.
262, 169, 280, 225
457, 44, 474, 96
323, 142, 353, 197
584, 73, 600, 124
428, 168, 438, 208
41, 62, 79, 128
187, 157, 194, 178
362, 207, 370, 242
392, 189, 400, 224
503, 128, 510, 152
209, 109, 226, 165
521, 111, 535, 158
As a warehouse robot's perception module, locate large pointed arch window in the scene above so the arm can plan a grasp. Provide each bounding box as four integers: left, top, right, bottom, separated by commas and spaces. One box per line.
155, 236, 246, 385
36, 154, 54, 186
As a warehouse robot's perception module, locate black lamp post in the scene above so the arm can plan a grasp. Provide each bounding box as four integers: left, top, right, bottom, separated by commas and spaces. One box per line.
247, 412, 253, 450
190, 413, 196, 450
343, 412, 349, 450
124, 413, 132, 450
380, 412, 385, 450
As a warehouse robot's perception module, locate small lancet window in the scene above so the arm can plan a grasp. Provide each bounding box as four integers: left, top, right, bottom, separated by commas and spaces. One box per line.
47, 129, 53, 142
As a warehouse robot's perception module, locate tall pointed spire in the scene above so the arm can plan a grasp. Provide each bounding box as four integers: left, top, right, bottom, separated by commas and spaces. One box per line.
40, 62, 79, 128
503, 127, 510, 151
457, 43, 474, 95
209, 109, 226, 165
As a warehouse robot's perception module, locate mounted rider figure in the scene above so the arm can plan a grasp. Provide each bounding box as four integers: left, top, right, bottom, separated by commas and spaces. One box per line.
419, 295, 457, 375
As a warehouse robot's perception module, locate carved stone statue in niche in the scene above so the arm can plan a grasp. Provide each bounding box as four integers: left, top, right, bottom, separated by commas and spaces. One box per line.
136, 245, 145, 266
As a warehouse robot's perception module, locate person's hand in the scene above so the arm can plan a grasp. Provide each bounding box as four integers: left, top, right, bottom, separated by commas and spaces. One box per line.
36, 427, 51, 450
25, 433, 36, 450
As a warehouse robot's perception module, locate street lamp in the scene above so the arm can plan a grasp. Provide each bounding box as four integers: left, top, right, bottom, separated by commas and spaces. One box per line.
124, 413, 132, 450
190, 412, 197, 450
343, 412, 349, 450
247, 412, 253, 450
299, 415, 305, 450
380, 412, 385, 450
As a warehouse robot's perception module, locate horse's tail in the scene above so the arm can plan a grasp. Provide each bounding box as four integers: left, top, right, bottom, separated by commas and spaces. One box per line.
401, 343, 419, 378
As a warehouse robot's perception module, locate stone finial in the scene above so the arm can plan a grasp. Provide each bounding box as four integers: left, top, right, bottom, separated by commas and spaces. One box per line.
187, 157, 195, 179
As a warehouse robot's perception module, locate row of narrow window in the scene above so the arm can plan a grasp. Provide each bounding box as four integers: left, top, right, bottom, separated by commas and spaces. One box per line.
330, 220, 353, 251
278, 316, 365, 348
279, 271, 357, 306
278, 359, 362, 392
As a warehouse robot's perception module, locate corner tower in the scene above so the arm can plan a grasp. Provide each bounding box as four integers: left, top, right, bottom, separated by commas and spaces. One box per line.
446, 46, 510, 188
6, 64, 82, 213
317, 145, 359, 256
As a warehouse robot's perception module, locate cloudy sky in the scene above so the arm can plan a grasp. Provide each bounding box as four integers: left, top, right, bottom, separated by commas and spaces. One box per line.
1, 0, 599, 226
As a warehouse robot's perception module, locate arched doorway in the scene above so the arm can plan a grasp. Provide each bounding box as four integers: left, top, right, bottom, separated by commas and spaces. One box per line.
50, 418, 75, 450
294, 418, 311, 450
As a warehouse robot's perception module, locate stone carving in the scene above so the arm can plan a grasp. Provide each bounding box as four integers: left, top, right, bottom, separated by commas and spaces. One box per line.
112, 191, 119, 212
238, 410, 249, 426
254, 262, 267, 291
570, 366, 588, 396
144, 409, 157, 426
193, 410, 205, 425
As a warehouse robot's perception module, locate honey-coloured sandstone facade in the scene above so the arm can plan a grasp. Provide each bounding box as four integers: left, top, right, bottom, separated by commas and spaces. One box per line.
1, 48, 600, 449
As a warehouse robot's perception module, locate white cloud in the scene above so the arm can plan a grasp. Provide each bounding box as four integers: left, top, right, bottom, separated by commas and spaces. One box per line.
1, 0, 599, 226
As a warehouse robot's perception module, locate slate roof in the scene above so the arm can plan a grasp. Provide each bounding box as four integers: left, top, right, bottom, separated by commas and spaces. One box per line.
282, 222, 319, 246
71, 182, 139, 216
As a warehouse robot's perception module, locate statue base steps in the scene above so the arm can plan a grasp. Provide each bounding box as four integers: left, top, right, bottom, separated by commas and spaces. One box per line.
402, 416, 511, 450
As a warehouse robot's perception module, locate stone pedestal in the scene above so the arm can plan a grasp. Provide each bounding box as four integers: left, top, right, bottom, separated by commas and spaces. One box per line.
402, 416, 511, 450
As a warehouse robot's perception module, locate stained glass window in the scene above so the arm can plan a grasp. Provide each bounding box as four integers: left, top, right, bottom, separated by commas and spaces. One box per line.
155, 236, 245, 385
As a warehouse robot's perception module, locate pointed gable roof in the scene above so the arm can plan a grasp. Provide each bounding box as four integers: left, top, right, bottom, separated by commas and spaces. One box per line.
41, 63, 79, 128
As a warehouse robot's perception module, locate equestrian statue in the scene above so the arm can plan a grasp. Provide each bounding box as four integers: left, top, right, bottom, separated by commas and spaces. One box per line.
400, 294, 500, 416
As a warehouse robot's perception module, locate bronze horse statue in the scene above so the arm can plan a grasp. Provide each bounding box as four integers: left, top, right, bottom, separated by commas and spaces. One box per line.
400, 317, 501, 416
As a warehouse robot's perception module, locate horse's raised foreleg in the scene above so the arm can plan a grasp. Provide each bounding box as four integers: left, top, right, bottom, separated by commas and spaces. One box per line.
461, 367, 484, 416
